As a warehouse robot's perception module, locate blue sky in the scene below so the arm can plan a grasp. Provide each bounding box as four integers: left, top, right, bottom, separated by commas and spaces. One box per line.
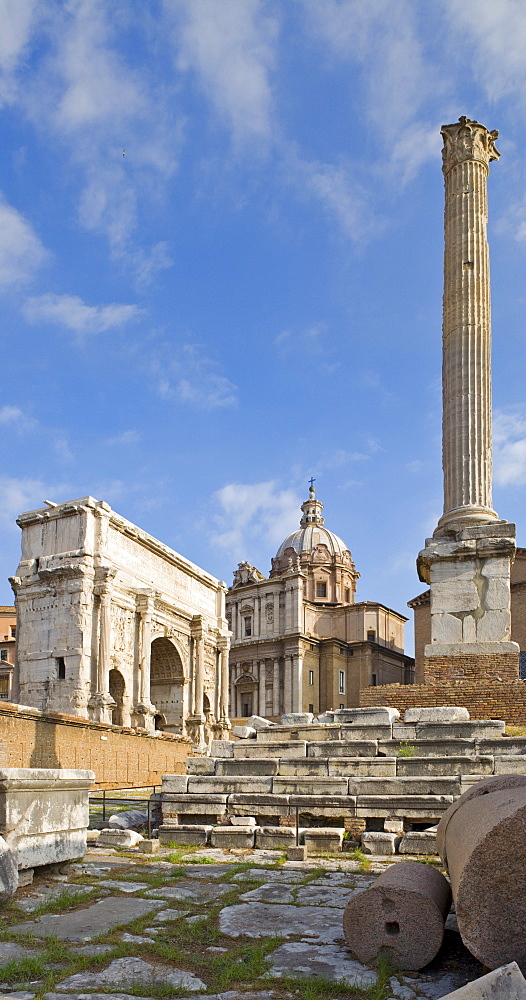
2, 0, 526, 655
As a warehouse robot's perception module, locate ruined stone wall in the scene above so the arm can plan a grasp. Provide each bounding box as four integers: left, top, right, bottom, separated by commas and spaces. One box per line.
0, 702, 191, 787
360, 680, 526, 724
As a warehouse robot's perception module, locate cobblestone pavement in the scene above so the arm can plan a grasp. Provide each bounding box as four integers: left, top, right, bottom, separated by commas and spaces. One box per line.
0, 845, 484, 1000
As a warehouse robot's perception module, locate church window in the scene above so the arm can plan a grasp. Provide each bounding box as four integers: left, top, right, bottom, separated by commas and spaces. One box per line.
244, 617, 252, 637
372, 673, 377, 686
57, 657, 66, 679
0, 650, 6, 661
309, 670, 314, 686
339, 670, 345, 694
10, 627, 16, 638
339, 703, 344, 710
344, 588, 350, 603
367, 629, 376, 642
316, 582, 327, 598
309, 703, 314, 713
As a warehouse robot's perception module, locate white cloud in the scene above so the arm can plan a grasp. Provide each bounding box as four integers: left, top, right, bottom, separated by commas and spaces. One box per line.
23, 293, 141, 338
0, 476, 68, 530
0, 0, 36, 106
155, 343, 237, 410
169, 0, 277, 148
211, 480, 301, 565
303, 1, 443, 182
0, 194, 48, 287
0, 406, 36, 431
107, 430, 141, 447
444, 0, 526, 109
493, 409, 526, 486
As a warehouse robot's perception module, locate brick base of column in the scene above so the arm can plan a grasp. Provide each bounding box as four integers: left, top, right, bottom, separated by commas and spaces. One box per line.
423, 652, 519, 685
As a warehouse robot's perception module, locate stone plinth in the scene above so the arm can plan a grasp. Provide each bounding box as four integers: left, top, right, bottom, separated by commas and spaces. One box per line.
0, 768, 94, 869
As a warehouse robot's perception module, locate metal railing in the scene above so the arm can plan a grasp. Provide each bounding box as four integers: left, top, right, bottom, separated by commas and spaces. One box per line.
89, 786, 158, 840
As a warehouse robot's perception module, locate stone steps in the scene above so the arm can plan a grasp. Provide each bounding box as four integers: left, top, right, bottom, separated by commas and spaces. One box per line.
158, 717, 526, 852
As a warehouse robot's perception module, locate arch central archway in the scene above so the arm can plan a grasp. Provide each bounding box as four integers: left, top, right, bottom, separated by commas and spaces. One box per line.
150, 637, 185, 733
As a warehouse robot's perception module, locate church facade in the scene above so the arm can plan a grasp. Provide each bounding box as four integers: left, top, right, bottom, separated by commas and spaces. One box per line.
226, 487, 414, 718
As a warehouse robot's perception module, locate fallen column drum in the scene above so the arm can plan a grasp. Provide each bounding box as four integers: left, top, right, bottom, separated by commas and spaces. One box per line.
437, 774, 526, 972
342, 860, 452, 971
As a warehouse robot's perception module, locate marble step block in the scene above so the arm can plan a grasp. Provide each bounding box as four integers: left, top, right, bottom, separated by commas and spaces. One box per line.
186, 758, 216, 776
210, 827, 256, 849
257, 725, 340, 742
272, 777, 349, 795
307, 740, 378, 758
356, 794, 454, 819
477, 737, 526, 755
340, 725, 393, 741
328, 757, 397, 777
288, 794, 357, 818
347, 776, 461, 796
233, 741, 307, 759
361, 831, 400, 855
228, 793, 291, 819
303, 827, 345, 853
396, 756, 494, 777
493, 755, 526, 774
158, 824, 211, 846
334, 707, 399, 724
404, 707, 470, 723
276, 759, 329, 777
415, 721, 505, 740
255, 826, 296, 849
187, 776, 273, 794
216, 758, 279, 776
399, 828, 439, 855
380, 739, 477, 757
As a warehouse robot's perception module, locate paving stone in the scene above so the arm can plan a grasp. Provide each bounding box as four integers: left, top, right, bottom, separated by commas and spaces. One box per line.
182, 864, 234, 878
74, 945, 114, 957
388, 976, 417, 999
0, 943, 36, 963
238, 884, 295, 904
230, 868, 306, 883
100, 881, 149, 893
267, 940, 377, 986
14, 884, 95, 912
295, 885, 358, 907
144, 880, 233, 903
9, 897, 163, 941
54, 957, 206, 992
1, 992, 35, 999
120, 933, 156, 944
219, 902, 343, 942
152, 908, 190, 922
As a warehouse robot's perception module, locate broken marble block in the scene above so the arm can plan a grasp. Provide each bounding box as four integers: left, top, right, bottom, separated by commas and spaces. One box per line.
246, 716, 274, 730
437, 962, 526, 1000
97, 828, 144, 848
361, 831, 400, 856
404, 706, 470, 724
281, 713, 314, 726
232, 726, 257, 739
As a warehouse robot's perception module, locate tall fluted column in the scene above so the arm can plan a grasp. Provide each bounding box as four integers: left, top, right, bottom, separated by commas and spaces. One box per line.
439, 117, 499, 529
258, 661, 266, 717
417, 118, 518, 682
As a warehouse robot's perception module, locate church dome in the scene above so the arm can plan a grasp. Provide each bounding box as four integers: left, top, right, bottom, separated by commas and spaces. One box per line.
274, 486, 349, 561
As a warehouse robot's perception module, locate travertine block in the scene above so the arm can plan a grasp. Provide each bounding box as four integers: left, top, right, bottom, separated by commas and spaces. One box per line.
404, 707, 470, 723
308, 740, 377, 758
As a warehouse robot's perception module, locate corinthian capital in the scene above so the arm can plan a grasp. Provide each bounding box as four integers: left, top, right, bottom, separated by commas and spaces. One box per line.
441, 116, 499, 173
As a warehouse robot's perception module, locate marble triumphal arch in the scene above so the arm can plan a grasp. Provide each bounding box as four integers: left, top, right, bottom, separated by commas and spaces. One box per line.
11, 496, 230, 746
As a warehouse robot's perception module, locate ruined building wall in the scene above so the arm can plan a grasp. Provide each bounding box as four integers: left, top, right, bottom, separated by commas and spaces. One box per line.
0, 701, 191, 787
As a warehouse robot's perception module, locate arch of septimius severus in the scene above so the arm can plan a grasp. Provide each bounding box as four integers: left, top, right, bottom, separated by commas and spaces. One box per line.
10, 496, 230, 746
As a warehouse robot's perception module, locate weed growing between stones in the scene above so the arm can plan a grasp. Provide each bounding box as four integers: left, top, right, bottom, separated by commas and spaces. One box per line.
0, 953, 49, 985
396, 742, 416, 758
278, 973, 378, 1000
30, 888, 99, 916
206, 935, 282, 991
349, 849, 371, 873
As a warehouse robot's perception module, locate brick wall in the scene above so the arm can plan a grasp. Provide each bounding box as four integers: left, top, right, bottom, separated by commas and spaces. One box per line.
360, 680, 526, 724
423, 652, 519, 685
0, 702, 191, 787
